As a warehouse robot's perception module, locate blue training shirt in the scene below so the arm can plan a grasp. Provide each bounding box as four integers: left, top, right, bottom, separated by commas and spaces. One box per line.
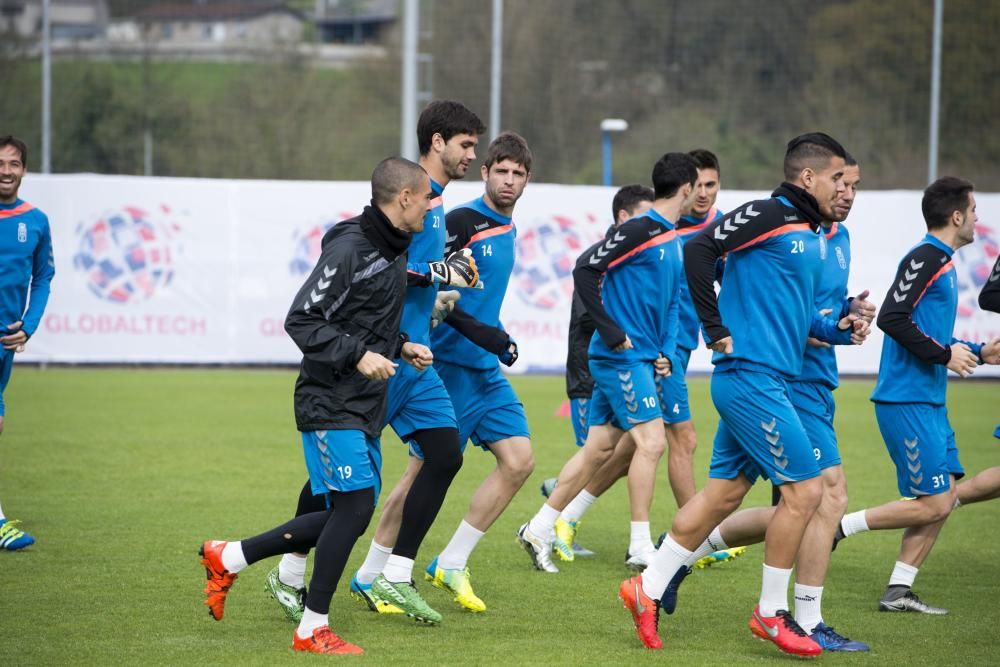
676, 205, 724, 352
430, 196, 515, 370
0, 199, 55, 337
684, 183, 851, 380
574, 208, 682, 363
400, 178, 446, 347
796, 221, 853, 389
871, 234, 983, 406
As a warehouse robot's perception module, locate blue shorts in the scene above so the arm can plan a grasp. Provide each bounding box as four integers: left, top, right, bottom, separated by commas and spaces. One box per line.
435, 360, 530, 452
708, 369, 821, 485
787, 381, 841, 470
301, 430, 382, 501
658, 346, 692, 424
385, 363, 457, 459
0, 349, 12, 416
874, 402, 964, 497
588, 358, 661, 430
570, 397, 590, 447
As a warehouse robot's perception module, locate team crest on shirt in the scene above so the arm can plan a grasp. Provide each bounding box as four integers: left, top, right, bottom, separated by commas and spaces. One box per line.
834, 246, 846, 269
17, 222, 27, 242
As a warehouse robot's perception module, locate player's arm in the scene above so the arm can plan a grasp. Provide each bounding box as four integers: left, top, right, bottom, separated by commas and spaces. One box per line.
284, 237, 367, 374
442, 304, 508, 354
980, 255, 1000, 314
876, 244, 956, 365
684, 200, 783, 347
20, 216, 56, 338
572, 224, 652, 349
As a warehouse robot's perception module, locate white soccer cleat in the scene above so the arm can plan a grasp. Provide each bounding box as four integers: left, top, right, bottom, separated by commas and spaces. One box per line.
516, 523, 559, 573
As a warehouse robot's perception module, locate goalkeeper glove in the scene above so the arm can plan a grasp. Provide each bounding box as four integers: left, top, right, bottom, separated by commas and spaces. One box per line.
428, 248, 482, 288
499, 337, 519, 367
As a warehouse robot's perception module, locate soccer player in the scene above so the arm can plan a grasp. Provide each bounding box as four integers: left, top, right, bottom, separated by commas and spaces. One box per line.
519, 152, 698, 573
543, 184, 654, 558
0, 136, 55, 552
619, 133, 861, 656
834, 176, 1000, 614
663, 156, 874, 651
198, 157, 434, 655
421, 131, 535, 608
267, 101, 486, 624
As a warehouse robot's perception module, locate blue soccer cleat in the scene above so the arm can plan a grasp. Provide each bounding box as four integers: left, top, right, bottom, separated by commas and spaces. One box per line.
660, 565, 691, 615
0, 519, 35, 551
808, 622, 870, 652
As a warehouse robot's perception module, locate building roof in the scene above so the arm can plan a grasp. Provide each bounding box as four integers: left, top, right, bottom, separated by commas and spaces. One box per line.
135, 2, 301, 23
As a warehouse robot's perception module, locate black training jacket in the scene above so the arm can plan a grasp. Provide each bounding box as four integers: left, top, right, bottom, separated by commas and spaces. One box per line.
285, 203, 411, 436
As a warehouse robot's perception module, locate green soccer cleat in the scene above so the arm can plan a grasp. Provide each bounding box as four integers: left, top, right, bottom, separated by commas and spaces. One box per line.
264, 566, 305, 622
349, 575, 403, 614
693, 546, 747, 569
553, 518, 578, 562
424, 557, 486, 612
370, 575, 442, 624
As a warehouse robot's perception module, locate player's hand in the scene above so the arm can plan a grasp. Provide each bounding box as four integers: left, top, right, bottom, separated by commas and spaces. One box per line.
498, 337, 519, 367
654, 353, 671, 377
947, 343, 979, 378
431, 290, 460, 328
356, 350, 398, 380
848, 289, 877, 323
401, 342, 433, 371
1, 321, 27, 351
709, 336, 733, 354
613, 335, 633, 353
980, 337, 1000, 365
428, 249, 482, 289
849, 318, 871, 345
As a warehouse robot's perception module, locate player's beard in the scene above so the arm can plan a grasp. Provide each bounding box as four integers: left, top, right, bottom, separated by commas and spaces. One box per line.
0, 173, 20, 203
442, 152, 468, 181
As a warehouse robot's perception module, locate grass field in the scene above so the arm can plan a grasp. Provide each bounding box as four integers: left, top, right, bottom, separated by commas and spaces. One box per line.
2, 368, 998, 665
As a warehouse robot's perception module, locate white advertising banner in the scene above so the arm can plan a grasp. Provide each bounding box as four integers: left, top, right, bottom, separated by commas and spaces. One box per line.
14, 175, 1000, 376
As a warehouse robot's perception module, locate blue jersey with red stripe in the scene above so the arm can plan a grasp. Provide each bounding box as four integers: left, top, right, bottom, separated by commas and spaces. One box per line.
872, 234, 982, 405
574, 208, 682, 363
676, 205, 724, 351
430, 197, 515, 369
684, 183, 849, 379
796, 221, 852, 389
0, 199, 55, 337
400, 178, 446, 346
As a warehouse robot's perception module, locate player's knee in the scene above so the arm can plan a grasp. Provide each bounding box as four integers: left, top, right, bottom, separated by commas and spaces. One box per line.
821, 480, 849, 516
782, 477, 823, 515
341, 489, 376, 536
504, 452, 535, 483
922, 492, 955, 523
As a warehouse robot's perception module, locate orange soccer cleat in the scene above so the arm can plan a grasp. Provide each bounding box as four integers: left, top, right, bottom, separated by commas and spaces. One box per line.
748, 605, 822, 657
618, 575, 663, 650
199, 540, 238, 621
292, 626, 364, 655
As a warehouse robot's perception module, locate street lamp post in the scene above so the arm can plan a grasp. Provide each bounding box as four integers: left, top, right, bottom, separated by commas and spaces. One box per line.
600, 118, 628, 186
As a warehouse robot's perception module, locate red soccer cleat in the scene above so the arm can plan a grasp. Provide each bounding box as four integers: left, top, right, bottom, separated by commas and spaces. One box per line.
618, 575, 663, 649
748, 605, 822, 657
199, 540, 238, 621
292, 626, 365, 655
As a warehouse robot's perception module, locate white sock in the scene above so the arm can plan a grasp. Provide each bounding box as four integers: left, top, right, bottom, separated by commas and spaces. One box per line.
840, 510, 869, 537
383, 554, 415, 584
685, 526, 727, 565
527, 504, 560, 540
888, 560, 919, 588
279, 553, 307, 589
438, 520, 486, 570
629, 521, 653, 555
295, 606, 328, 639
355, 541, 393, 585
0, 498, 5, 521
793, 583, 824, 633
641, 535, 691, 600
561, 490, 597, 523
758, 563, 792, 616
953, 497, 962, 510
221, 541, 248, 573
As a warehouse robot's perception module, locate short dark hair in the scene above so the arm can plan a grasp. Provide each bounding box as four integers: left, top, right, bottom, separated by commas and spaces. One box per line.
783, 132, 847, 181
922, 176, 974, 231
844, 151, 858, 167
612, 184, 654, 221
652, 152, 698, 199
371, 156, 427, 205
0, 135, 28, 168
417, 100, 486, 156
483, 131, 532, 172
688, 148, 720, 176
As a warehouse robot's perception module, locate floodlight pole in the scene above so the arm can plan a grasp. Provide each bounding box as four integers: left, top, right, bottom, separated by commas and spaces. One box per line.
41, 0, 51, 173
489, 0, 503, 139
400, 0, 419, 160
927, 0, 943, 183
600, 118, 628, 186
